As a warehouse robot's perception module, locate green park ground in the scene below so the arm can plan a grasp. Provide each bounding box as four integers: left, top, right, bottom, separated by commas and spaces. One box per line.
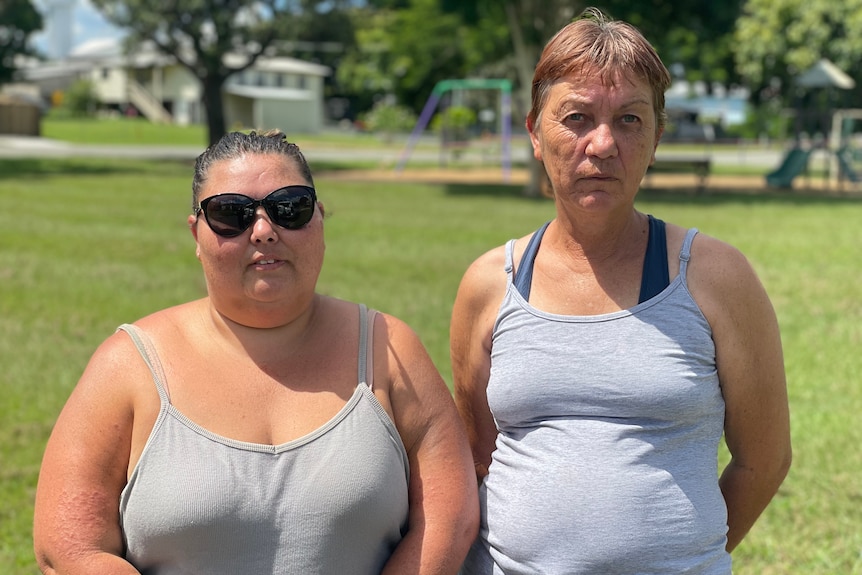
1, 118, 860, 573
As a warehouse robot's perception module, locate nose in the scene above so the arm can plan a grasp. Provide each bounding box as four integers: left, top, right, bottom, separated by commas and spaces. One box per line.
584, 123, 618, 159
249, 206, 278, 243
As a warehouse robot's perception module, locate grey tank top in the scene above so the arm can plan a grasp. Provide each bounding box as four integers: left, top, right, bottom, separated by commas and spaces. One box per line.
118, 304, 409, 575
461, 228, 732, 575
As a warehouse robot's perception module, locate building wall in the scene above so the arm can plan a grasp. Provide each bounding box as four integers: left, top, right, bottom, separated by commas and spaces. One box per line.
90, 66, 128, 105
259, 98, 321, 134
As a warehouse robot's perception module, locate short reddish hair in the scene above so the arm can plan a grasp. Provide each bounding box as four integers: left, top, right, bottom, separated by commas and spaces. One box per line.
528, 7, 671, 135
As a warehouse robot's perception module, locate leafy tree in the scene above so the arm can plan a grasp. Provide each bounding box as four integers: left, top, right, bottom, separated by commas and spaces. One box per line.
0, 0, 43, 85
337, 0, 501, 117
439, 0, 581, 195
90, 0, 352, 145
734, 0, 862, 106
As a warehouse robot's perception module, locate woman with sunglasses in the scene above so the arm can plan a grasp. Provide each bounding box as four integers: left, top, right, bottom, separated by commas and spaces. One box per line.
33, 130, 478, 574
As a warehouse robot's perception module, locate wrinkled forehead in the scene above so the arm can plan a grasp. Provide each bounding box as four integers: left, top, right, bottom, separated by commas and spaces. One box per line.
544, 66, 655, 109
570, 62, 651, 93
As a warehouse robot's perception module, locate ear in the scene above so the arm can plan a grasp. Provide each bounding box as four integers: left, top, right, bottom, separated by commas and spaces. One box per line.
650, 126, 665, 165
188, 214, 202, 260
526, 116, 543, 162
188, 213, 199, 239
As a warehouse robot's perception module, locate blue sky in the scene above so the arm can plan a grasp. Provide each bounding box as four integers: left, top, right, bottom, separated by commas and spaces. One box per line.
32, 0, 125, 58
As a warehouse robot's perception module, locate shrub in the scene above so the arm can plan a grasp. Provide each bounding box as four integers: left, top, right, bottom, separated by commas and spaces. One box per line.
361, 101, 417, 142
62, 79, 99, 117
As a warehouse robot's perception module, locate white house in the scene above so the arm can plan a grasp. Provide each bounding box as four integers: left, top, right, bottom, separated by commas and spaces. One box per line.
17, 38, 331, 134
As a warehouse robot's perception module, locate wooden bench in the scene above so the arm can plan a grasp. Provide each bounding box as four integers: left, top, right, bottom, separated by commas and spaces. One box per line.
645, 155, 711, 193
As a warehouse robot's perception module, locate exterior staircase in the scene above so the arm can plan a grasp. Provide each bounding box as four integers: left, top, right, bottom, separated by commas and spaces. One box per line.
127, 79, 173, 124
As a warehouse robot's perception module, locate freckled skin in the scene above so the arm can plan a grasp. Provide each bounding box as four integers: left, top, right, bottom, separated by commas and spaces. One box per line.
528, 72, 662, 215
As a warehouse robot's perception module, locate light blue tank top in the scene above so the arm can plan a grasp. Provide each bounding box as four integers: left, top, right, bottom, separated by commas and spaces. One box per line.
118, 305, 409, 574
462, 228, 732, 575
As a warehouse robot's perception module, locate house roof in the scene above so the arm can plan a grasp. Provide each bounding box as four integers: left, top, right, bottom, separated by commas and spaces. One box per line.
225, 54, 329, 77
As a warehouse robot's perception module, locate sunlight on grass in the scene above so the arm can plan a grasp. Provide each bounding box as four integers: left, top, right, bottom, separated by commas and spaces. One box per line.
1, 157, 860, 573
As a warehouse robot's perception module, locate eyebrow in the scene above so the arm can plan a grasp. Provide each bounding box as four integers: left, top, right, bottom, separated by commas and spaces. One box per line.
555, 96, 652, 113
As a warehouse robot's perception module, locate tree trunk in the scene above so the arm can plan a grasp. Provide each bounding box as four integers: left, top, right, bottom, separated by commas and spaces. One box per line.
505, 1, 544, 197
201, 75, 228, 147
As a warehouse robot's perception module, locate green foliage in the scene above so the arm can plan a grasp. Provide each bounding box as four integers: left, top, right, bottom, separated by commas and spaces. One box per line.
431, 105, 476, 132
360, 100, 417, 140
431, 105, 477, 146
734, 0, 862, 105
60, 80, 99, 117
336, 0, 502, 115
0, 0, 43, 84
724, 101, 792, 141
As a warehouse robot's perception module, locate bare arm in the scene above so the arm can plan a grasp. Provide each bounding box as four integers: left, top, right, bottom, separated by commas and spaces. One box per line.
378, 314, 480, 575
450, 249, 507, 481
690, 237, 792, 552
33, 333, 144, 575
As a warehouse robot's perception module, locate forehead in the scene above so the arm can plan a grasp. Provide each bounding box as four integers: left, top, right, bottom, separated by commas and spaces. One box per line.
203, 154, 303, 196
548, 69, 653, 108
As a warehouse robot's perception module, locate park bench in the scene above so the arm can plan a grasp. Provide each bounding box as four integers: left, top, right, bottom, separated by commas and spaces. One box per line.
645, 155, 712, 193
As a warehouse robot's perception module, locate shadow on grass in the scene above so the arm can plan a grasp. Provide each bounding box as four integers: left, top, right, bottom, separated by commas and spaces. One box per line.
0, 158, 193, 180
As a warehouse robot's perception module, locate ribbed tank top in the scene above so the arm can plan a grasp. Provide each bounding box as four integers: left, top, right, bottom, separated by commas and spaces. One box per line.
118, 304, 409, 574
461, 228, 732, 575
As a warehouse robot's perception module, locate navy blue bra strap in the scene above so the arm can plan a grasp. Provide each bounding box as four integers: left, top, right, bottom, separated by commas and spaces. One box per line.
638, 215, 670, 303
513, 221, 551, 300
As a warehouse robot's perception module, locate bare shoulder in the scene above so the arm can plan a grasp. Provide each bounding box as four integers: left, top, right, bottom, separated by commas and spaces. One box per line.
682, 229, 775, 330
453, 242, 512, 328
459, 244, 508, 293
687, 230, 763, 291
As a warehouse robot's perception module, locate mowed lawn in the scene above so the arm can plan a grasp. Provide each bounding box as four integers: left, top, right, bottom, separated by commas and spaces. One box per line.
1, 155, 860, 574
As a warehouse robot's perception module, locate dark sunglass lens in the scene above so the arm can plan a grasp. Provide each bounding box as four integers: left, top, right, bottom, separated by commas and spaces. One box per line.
267, 188, 316, 230
203, 195, 254, 236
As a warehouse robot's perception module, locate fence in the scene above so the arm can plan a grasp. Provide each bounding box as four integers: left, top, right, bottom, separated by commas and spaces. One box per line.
0, 98, 41, 136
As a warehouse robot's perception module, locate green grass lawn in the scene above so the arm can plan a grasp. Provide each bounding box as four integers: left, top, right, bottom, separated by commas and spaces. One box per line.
39, 115, 430, 151
1, 156, 860, 574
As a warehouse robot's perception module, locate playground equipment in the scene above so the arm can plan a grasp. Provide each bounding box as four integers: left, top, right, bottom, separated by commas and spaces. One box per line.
765, 60, 860, 189
765, 147, 813, 188
828, 109, 862, 186
395, 79, 513, 181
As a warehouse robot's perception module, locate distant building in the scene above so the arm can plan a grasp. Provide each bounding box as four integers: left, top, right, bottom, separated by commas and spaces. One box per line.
41, 0, 76, 59
16, 38, 331, 134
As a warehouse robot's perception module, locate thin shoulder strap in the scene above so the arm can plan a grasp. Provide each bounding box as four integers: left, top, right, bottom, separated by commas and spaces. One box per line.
504, 239, 517, 279
116, 324, 170, 404
513, 221, 551, 300
357, 304, 377, 390
678, 228, 699, 283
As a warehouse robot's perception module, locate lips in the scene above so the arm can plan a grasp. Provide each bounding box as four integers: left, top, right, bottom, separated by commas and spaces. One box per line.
250, 257, 282, 268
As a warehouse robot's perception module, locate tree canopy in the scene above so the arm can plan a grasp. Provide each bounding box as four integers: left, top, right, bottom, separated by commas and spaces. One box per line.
0, 0, 43, 85
735, 0, 862, 107
89, 0, 349, 144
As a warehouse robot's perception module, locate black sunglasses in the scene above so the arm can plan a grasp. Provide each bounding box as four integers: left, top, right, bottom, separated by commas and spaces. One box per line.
195, 185, 317, 237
